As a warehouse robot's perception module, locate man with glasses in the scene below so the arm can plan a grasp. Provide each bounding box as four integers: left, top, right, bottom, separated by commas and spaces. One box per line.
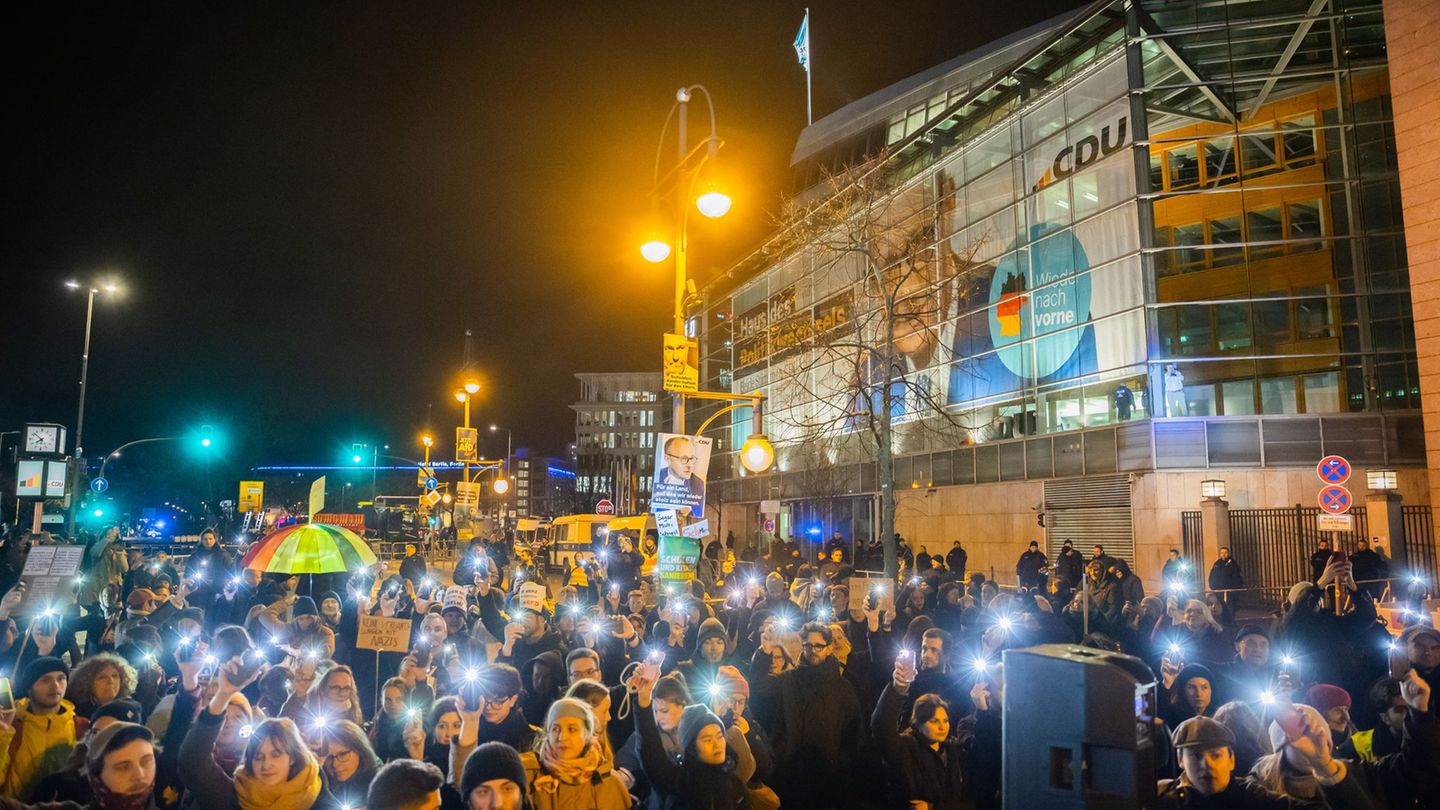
750, 621, 864, 809
654, 435, 707, 516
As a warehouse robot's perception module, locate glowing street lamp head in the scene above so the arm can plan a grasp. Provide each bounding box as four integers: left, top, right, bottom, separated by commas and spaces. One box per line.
421, 434, 434, 448
640, 237, 672, 264
463, 380, 481, 395
493, 478, 510, 494
454, 390, 468, 403
739, 433, 775, 473
695, 186, 732, 219
65, 279, 81, 289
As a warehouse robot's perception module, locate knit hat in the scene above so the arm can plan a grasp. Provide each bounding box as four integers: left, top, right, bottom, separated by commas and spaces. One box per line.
1234, 624, 1270, 645
1303, 684, 1351, 714
460, 741, 527, 798
85, 721, 154, 777
91, 699, 143, 726
1174, 664, 1215, 692
714, 665, 749, 699
543, 697, 594, 735
19, 656, 69, 696
678, 703, 723, 755
695, 617, 728, 651
291, 596, 318, 617
442, 588, 469, 615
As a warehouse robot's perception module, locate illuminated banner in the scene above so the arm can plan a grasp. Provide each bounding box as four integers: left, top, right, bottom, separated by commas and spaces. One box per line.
651, 433, 711, 518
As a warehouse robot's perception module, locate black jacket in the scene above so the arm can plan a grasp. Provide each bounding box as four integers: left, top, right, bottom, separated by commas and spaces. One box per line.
1208, 558, 1243, 590
635, 703, 750, 810
1015, 551, 1047, 588
1156, 776, 1323, 809
871, 682, 972, 810
748, 656, 864, 809
1054, 549, 1084, 587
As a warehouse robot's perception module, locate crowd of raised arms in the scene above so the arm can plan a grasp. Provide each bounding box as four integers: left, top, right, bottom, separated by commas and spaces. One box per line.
0, 523, 1435, 810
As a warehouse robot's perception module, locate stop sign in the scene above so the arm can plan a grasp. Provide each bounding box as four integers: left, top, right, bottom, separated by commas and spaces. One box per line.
595, 499, 615, 515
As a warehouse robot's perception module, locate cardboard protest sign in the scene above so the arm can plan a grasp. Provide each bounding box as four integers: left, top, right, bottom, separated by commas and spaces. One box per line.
846, 575, 896, 616
515, 582, 547, 612
355, 614, 411, 653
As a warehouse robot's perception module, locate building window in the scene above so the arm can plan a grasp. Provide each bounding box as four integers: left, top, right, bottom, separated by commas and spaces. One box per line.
1203, 137, 1237, 187
1246, 207, 1284, 257
1282, 115, 1317, 165
1240, 132, 1280, 176
1168, 144, 1200, 189
1287, 199, 1324, 249
1209, 215, 1243, 267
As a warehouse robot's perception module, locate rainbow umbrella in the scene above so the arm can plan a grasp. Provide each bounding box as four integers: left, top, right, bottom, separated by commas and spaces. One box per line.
241, 523, 377, 574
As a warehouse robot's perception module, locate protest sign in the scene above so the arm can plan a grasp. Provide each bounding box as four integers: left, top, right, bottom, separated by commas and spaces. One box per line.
657, 535, 700, 581
846, 574, 896, 616
515, 581, 547, 612
651, 433, 711, 517
355, 614, 411, 653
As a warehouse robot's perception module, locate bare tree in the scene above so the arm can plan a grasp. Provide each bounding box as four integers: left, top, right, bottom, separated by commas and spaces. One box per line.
750, 154, 991, 578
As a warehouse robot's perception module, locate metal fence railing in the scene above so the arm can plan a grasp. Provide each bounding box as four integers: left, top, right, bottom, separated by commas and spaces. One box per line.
1182, 505, 1437, 610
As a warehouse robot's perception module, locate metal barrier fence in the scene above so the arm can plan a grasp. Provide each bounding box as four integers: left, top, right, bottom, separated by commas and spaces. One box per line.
1182, 505, 1436, 610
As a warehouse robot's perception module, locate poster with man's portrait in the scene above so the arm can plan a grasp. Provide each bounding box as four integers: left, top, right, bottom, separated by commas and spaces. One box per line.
662, 333, 699, 393
651, 433, 712, 518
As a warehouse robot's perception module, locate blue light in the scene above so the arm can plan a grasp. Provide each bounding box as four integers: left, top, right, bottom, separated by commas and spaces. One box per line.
154, 520, 166, 529
546, 466, 576, 479
806, 526, 822, 536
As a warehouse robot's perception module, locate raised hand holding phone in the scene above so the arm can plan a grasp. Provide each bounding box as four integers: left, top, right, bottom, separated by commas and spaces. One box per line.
894, 649, 918, 689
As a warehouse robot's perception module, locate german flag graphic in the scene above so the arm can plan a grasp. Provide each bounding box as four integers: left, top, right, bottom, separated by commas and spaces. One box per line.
995, 270, 1028, 338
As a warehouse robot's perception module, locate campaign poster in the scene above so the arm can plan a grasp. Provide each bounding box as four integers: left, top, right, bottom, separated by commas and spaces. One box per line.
650, 433, 712, 518
662, 333, 699, 393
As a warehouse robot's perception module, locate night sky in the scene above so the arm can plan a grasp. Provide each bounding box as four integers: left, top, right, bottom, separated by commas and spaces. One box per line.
1, 1, 1089, 495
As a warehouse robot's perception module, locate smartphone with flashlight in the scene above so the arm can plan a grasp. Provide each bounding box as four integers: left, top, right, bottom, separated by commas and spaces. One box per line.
1389, 642, 1413, 682
641, 650, 663, 681
0, 677, 14, 712
228, 649, 267, 686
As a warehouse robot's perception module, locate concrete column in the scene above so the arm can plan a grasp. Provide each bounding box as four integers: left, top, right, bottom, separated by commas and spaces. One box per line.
1199, 497, 1230, 570
1385, 0, 1440, 559
1364, 490, 1406, 568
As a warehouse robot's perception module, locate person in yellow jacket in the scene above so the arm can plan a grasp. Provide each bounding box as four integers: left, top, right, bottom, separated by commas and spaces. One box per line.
0, 656, 84, 800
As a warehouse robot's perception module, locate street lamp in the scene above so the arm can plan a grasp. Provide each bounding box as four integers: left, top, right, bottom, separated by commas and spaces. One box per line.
639, 84, 729, 433
65, 276, 123, 535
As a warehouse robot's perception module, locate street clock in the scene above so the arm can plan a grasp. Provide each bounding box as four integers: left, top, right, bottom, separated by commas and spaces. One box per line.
24, 424, 66, 455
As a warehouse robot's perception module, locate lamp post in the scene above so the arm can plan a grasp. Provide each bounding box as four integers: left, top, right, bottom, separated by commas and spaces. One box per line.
64, 278, 121, 535
640, 85, 730, 435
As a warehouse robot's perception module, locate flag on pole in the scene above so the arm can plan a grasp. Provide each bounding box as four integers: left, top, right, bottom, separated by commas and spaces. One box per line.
793, 11, 810, 70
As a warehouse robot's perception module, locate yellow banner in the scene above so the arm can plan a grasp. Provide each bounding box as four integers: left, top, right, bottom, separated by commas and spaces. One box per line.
308, 476, 326, 517
663, 333, 699, 393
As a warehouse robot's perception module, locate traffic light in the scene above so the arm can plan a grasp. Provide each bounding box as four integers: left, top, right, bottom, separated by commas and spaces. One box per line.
200, 425, 214, 448
351, 443, 364, 464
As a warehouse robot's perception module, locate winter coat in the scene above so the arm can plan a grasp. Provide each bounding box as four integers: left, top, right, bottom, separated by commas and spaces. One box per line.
1156, 775, 1323, 809
77, 538, 128, 606
871, 682, 972, 810
635, 704, 752, 810
1054, 549, 1084, 588
0, 698, 84, 800
1015, 551, 1047, 589
177, 703, 342, 810
1207, 558, 1243, 591
517, 750, 632, 810
748, 656, 864, 809
944, 548, 968, 580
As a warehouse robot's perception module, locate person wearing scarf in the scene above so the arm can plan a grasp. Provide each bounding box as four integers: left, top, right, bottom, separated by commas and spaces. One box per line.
519, 698, 630, 810
178, 658, 339, 810
633, 665, 756, 810
86, 722, 159, 810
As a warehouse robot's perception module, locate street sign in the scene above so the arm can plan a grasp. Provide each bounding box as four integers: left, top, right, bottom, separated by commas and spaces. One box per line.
1318, 485, 1353, 514
595, 499, 615, 515
424, 490, 441, 507
763, 517, 776, 533
238, 480, 263, 513
425, 477, 439, 492
760, 499, 781, 514
1316, 455, 1351, 485
1317, 514, 1354, 532
90, 477, 108, 494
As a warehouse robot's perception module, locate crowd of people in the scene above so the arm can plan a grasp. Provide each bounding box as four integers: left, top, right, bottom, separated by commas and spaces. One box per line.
0, 522, 1435, 809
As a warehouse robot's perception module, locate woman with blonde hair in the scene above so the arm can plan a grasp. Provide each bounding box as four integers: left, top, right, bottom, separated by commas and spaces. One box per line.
522, 697, 630, 809
179, 658, 340, 809
66, 651, 136, 718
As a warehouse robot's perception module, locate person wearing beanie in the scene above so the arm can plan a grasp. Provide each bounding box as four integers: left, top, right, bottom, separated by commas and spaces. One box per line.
1303, 684, 1354, 748
280, 593, 335, 661
1, 656, 80, 799
1161, 663, 1217, 728
126, 588, 158, 619
30, 697, 148, 804
460, 741, 531, 810
513, 697, 628, 810
1246, 681, 1438, 809
632, 665, 754, 810
677, 617, 732, 690
83, 722, 158, 810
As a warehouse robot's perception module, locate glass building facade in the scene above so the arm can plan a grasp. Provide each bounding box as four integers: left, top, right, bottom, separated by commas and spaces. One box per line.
699, 0, 1419, 499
